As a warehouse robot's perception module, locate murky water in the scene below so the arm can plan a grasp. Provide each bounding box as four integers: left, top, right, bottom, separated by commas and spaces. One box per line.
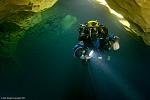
0, 0, 150, 100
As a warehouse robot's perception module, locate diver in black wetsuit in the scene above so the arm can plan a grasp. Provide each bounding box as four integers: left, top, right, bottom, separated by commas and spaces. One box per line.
74, 20, 119, 60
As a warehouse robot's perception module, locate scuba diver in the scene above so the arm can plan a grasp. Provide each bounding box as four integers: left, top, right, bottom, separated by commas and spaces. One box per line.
73, 20, 120, 61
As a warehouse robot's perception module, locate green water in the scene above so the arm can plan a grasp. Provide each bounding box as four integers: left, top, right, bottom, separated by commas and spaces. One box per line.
0, 0, 150, 100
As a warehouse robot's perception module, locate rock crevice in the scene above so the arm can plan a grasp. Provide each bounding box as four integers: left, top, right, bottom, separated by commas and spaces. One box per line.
106, 0, 150, 45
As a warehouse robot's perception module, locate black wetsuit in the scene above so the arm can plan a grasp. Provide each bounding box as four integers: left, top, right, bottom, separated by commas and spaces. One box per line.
78, 25, 110, 50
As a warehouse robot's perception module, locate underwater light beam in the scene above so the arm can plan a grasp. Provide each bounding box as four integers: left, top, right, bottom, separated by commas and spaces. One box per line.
90, 57, 144, 100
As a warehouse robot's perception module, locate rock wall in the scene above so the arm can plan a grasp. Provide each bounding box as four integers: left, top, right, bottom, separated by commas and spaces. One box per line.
105, 0, 150, 45
0, 0, 57, 57
10, 0, 57, 12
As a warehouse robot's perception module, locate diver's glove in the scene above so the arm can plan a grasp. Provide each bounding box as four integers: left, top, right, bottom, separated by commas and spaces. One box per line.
74, 41, 91, 60
80, 50, 92, 60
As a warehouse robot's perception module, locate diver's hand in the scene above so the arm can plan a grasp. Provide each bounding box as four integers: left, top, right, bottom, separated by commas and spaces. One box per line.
80, 55, 91, 60
85, 55, 92, 60
112, 41, 120, 50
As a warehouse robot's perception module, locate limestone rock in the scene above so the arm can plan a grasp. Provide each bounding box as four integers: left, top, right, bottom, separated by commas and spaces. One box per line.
105, 0, 150, 45
10, 0, 58, 12
0, 0, 58, 57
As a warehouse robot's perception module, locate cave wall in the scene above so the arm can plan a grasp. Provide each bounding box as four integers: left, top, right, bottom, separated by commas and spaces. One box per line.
106, 0, 150, 45
10, 0, 58, 12
0, 0, 57, 57
0, 0, 57, 21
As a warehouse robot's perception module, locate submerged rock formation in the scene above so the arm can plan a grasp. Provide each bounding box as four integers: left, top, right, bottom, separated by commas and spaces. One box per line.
61, 15, 77, 30
105, 0, 150, 45
0, 0, 57, 57
10, 0, 58, 12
